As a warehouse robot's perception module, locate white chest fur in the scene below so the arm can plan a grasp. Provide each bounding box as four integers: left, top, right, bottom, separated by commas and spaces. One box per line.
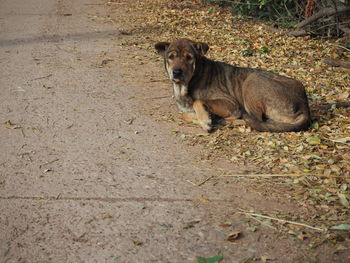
172, 84, 194, 113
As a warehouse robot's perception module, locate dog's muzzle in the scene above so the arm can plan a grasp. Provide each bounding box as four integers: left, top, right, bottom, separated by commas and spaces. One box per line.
172, 68, 183, 82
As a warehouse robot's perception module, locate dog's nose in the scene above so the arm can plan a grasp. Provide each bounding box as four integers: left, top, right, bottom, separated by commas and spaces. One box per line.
172, 69, 183, 78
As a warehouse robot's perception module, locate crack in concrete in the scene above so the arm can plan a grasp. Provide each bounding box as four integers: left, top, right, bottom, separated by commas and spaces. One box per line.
0, 196, 236, 203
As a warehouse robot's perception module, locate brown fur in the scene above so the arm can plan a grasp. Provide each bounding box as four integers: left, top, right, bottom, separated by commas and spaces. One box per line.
155, 38, 311, 132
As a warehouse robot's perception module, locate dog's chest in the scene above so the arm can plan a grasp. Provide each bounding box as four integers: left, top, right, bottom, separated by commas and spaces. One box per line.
172, 84, 188, 98
172, 84, 194, 113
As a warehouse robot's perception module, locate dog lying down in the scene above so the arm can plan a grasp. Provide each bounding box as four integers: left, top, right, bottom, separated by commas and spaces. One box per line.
155, 38, 311, 132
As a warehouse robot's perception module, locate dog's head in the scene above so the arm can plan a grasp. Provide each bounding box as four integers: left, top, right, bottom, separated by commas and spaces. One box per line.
155, 38, 209, 85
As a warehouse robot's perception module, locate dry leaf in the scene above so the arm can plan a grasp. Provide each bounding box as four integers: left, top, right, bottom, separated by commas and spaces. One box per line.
227, 230, 241, 242
337, 92, 349, 100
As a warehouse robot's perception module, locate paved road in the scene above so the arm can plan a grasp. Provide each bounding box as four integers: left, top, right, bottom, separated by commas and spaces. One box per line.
1, 0, 344, 262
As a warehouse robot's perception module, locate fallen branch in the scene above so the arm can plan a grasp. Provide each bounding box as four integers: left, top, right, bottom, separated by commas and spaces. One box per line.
262, 25, 309, 37
296, 6, 350, 29
324, 57, 350, 69
287, 29, 309, 37
315, 102, 350, 111
237, 210, 326, 232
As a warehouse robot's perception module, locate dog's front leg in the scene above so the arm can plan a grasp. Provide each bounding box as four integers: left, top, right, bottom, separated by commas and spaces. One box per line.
203, 99, 244, 126
176, 96, 194, 113
193, 100, 212, 132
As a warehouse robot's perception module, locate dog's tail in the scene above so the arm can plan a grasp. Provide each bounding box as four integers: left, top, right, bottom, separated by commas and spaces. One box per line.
242, 112, 311, 132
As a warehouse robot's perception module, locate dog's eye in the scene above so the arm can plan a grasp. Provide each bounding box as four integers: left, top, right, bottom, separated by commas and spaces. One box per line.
186, 55, 193, 61
168, 54, 175, 60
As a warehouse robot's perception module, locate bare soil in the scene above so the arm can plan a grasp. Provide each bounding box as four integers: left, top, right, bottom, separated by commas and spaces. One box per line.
0, 0, 349, 262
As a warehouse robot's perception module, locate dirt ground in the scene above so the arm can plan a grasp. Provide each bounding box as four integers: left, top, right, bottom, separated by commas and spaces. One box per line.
0, 0, 349, 262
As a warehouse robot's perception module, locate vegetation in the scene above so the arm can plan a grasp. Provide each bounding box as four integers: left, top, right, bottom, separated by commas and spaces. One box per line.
203, 0, 350, 37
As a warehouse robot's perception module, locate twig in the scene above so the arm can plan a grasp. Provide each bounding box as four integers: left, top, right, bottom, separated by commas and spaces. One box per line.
197, 175, 215, 186
243, 213, 277, 230
220, 173, 348, 178
29, 74, 52, 81
148, 79, 169, 83
237, 210, 326, 232
144, 95, 170, 100
39, 158, 59, 168
186, 180, 197, 186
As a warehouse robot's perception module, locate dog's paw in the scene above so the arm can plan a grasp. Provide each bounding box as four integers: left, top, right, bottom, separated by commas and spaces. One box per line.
199, 119, 213, 133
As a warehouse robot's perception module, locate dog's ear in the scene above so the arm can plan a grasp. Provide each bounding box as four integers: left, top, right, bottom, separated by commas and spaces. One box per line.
155, 42, 170, 56
194, 42, 209, 55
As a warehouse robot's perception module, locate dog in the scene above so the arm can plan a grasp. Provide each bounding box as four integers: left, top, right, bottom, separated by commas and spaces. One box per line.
155, 38, 311, 132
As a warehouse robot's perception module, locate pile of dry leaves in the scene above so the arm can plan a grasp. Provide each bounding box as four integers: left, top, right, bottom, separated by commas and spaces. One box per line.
107, 0, 349, 230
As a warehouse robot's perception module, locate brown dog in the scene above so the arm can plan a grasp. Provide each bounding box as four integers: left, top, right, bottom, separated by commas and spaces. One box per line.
155, 38, 311, 132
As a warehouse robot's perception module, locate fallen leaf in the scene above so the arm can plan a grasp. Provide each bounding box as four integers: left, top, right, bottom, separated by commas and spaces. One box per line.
227, 230, 241, 242
197, 252, 223, 263
330, 224, 350, 231
297, 232, 308, 240
338, 193, 349, 208
183, 219, 200, 229
306, 136, 321, 145
337, 92, 349, 100
124, 117, 136, 125
247, 226, 257, 232
132, 240, 143, 246
198, 196, 210, 202
310, 154, 322, 160
340, 184, 348, 191
261, 255, 274, 262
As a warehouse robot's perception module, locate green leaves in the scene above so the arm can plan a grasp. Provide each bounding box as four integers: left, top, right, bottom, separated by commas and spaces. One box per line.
306, 135, 321, 145
259, 46, 269, 54
330, 224, 350, 231
197, 252, 223, 263
258, 0, 267, 9
338, 193, 350, 208
241, 49, 254, 57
